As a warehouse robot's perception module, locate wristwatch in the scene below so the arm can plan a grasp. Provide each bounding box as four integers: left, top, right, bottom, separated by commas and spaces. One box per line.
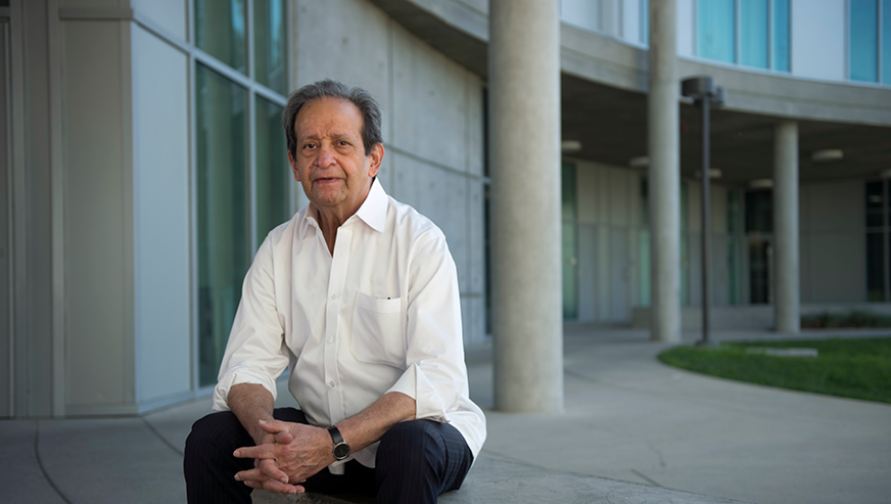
327, 425, 351, 461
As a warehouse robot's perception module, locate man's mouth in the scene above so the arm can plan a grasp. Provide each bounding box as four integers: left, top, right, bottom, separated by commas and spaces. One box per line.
315, 177, 340, 184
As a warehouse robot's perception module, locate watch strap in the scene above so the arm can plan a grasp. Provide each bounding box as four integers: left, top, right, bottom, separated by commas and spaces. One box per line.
327, 425, 345, 446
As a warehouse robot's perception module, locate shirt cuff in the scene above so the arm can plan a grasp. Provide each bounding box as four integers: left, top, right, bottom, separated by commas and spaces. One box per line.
212, 368, 279, 411
386, 363, 450, 423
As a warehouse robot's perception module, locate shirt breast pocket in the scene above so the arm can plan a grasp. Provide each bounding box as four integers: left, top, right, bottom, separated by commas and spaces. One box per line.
351, 292, 406, 367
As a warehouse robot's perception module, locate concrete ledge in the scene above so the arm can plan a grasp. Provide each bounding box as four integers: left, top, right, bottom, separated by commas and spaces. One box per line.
252, 457, 752, 504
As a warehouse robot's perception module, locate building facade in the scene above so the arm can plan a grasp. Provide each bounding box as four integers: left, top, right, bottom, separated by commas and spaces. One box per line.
2, 0, 890, 418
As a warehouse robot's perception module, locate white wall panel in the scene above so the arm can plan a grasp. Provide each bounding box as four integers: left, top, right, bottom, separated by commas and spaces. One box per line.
562, 0, 601, 32
677, 0, 695, 57
63, 21, 128, 408
132, 0, 187, 42
791, 0, 846, 81
621, 0, 641, 43
132, 26, 191, 403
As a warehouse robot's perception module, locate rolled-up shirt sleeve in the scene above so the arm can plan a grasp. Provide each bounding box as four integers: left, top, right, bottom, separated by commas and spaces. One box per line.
212, 235, 290, 411
386, 231, 468, 422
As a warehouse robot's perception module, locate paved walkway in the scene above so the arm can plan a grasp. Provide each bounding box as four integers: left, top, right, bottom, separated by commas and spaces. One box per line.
2, 328, 889, 503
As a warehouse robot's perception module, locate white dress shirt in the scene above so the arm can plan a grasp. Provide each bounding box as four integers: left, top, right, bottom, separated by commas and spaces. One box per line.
213, 178, 486, 470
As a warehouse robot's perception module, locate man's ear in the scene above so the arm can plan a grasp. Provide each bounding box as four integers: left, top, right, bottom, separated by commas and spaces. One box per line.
288, 150, 300, 181
367, 143, 384, 178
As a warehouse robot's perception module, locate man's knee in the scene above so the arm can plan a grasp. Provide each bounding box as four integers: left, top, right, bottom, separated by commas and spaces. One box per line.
185, 411, 243, 460
377, 420, 442, 470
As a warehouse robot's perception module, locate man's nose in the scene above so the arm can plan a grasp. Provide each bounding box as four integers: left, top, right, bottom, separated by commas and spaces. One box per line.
316, 143, 336, 167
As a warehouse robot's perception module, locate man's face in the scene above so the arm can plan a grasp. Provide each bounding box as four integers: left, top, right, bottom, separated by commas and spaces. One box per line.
288, 97, 383, 217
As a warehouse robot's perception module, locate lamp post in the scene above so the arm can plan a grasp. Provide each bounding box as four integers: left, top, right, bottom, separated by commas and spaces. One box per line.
681, 76, 725, 346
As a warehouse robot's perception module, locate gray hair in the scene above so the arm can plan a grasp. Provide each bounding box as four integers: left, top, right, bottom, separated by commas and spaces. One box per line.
282, 79, 383, 157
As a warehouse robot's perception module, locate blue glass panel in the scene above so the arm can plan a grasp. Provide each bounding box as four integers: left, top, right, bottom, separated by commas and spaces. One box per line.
883, 0, 891, 83
772, 0, 790, 71
642, 0, 649, 45
850, 0, 878, 82
698, 0, 736, 63
741, 0, 769, 68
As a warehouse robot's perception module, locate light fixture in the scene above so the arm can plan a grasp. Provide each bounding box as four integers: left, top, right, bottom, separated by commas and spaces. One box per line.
811, 149, 843, 162
561, 140, 582, 153
749, 178, 774, 189
629, 156, 649, 168
694, 168, 723, 179
879, 169, 891, 179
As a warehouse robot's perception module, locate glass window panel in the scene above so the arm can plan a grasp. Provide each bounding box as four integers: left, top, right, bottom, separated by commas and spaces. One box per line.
883, 0, 891, 84
642, 0, 649, 45
748, 239, 770, 304
850, 0, 878, 82
727, 189, 742, 233
640, 177, 649, 227
772, 0, 790, 71
562, 163, 577, 319
195, 0, 247, 74
740, 0, 769, 68
562, 163, 577, 219
562, 222, 578, 319
698, 0, 736, 63
196, 64, 250, 387
866, 232, 886, 301
727, 235, 740, 305
255, 97, 290, 244
745, 190, 773, 233
639, 229, 650, 307
866, 180, 884, 228
254, 0, 287, 94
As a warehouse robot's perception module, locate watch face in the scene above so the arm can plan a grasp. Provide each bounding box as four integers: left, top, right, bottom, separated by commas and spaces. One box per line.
334, 443, 350, 460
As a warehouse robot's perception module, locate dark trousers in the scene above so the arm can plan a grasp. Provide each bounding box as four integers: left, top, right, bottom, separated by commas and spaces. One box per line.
183, 407, 473, 504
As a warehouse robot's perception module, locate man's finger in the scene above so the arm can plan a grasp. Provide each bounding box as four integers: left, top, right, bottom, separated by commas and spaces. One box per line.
233, 444, 275, 459
257, 419, 292, 434
258, 458, 289, 483
261, 480, 305, 495
273, 431, 294, 444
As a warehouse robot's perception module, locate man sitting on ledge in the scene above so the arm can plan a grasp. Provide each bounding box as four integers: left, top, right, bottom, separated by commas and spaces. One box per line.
183, 79, 486, 504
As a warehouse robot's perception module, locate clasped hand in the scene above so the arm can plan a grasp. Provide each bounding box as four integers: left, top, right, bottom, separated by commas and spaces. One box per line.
232, 419, 336, 495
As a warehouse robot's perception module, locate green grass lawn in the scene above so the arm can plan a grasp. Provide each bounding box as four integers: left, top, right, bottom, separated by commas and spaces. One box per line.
657, 337, 891, 404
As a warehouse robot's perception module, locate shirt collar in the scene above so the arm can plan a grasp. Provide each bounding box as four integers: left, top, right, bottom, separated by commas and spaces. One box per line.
298, 178, 388, 238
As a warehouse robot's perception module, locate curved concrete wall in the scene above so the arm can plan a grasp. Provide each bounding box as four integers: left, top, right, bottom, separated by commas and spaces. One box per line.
370, 0, 891, 127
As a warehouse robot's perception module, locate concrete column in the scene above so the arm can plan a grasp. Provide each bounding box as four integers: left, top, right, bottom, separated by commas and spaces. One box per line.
648, 0, 681, 342
773, 121, 800, 333
490, 0, 563, 413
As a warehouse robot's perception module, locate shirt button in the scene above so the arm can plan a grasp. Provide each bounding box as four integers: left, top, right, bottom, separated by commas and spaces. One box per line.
329, 381, 336, 388
331, 293, 337, 300
327, 338, 333, 344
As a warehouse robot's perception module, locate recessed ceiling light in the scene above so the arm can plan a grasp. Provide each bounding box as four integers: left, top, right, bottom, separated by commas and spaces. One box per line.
811, 149, 843, 162
629, 156, 649, 167
749, 178, 774, 189
879, 169, 891, 179
695, 168, 723, 179
561, 140, 582, 153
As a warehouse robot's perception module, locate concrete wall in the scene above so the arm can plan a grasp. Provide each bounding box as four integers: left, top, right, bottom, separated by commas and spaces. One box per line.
293, 0, 487, 346
800, 180, 866, 303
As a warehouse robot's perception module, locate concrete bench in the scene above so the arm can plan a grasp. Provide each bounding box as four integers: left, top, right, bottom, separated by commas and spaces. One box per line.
252, 457, 751, 504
